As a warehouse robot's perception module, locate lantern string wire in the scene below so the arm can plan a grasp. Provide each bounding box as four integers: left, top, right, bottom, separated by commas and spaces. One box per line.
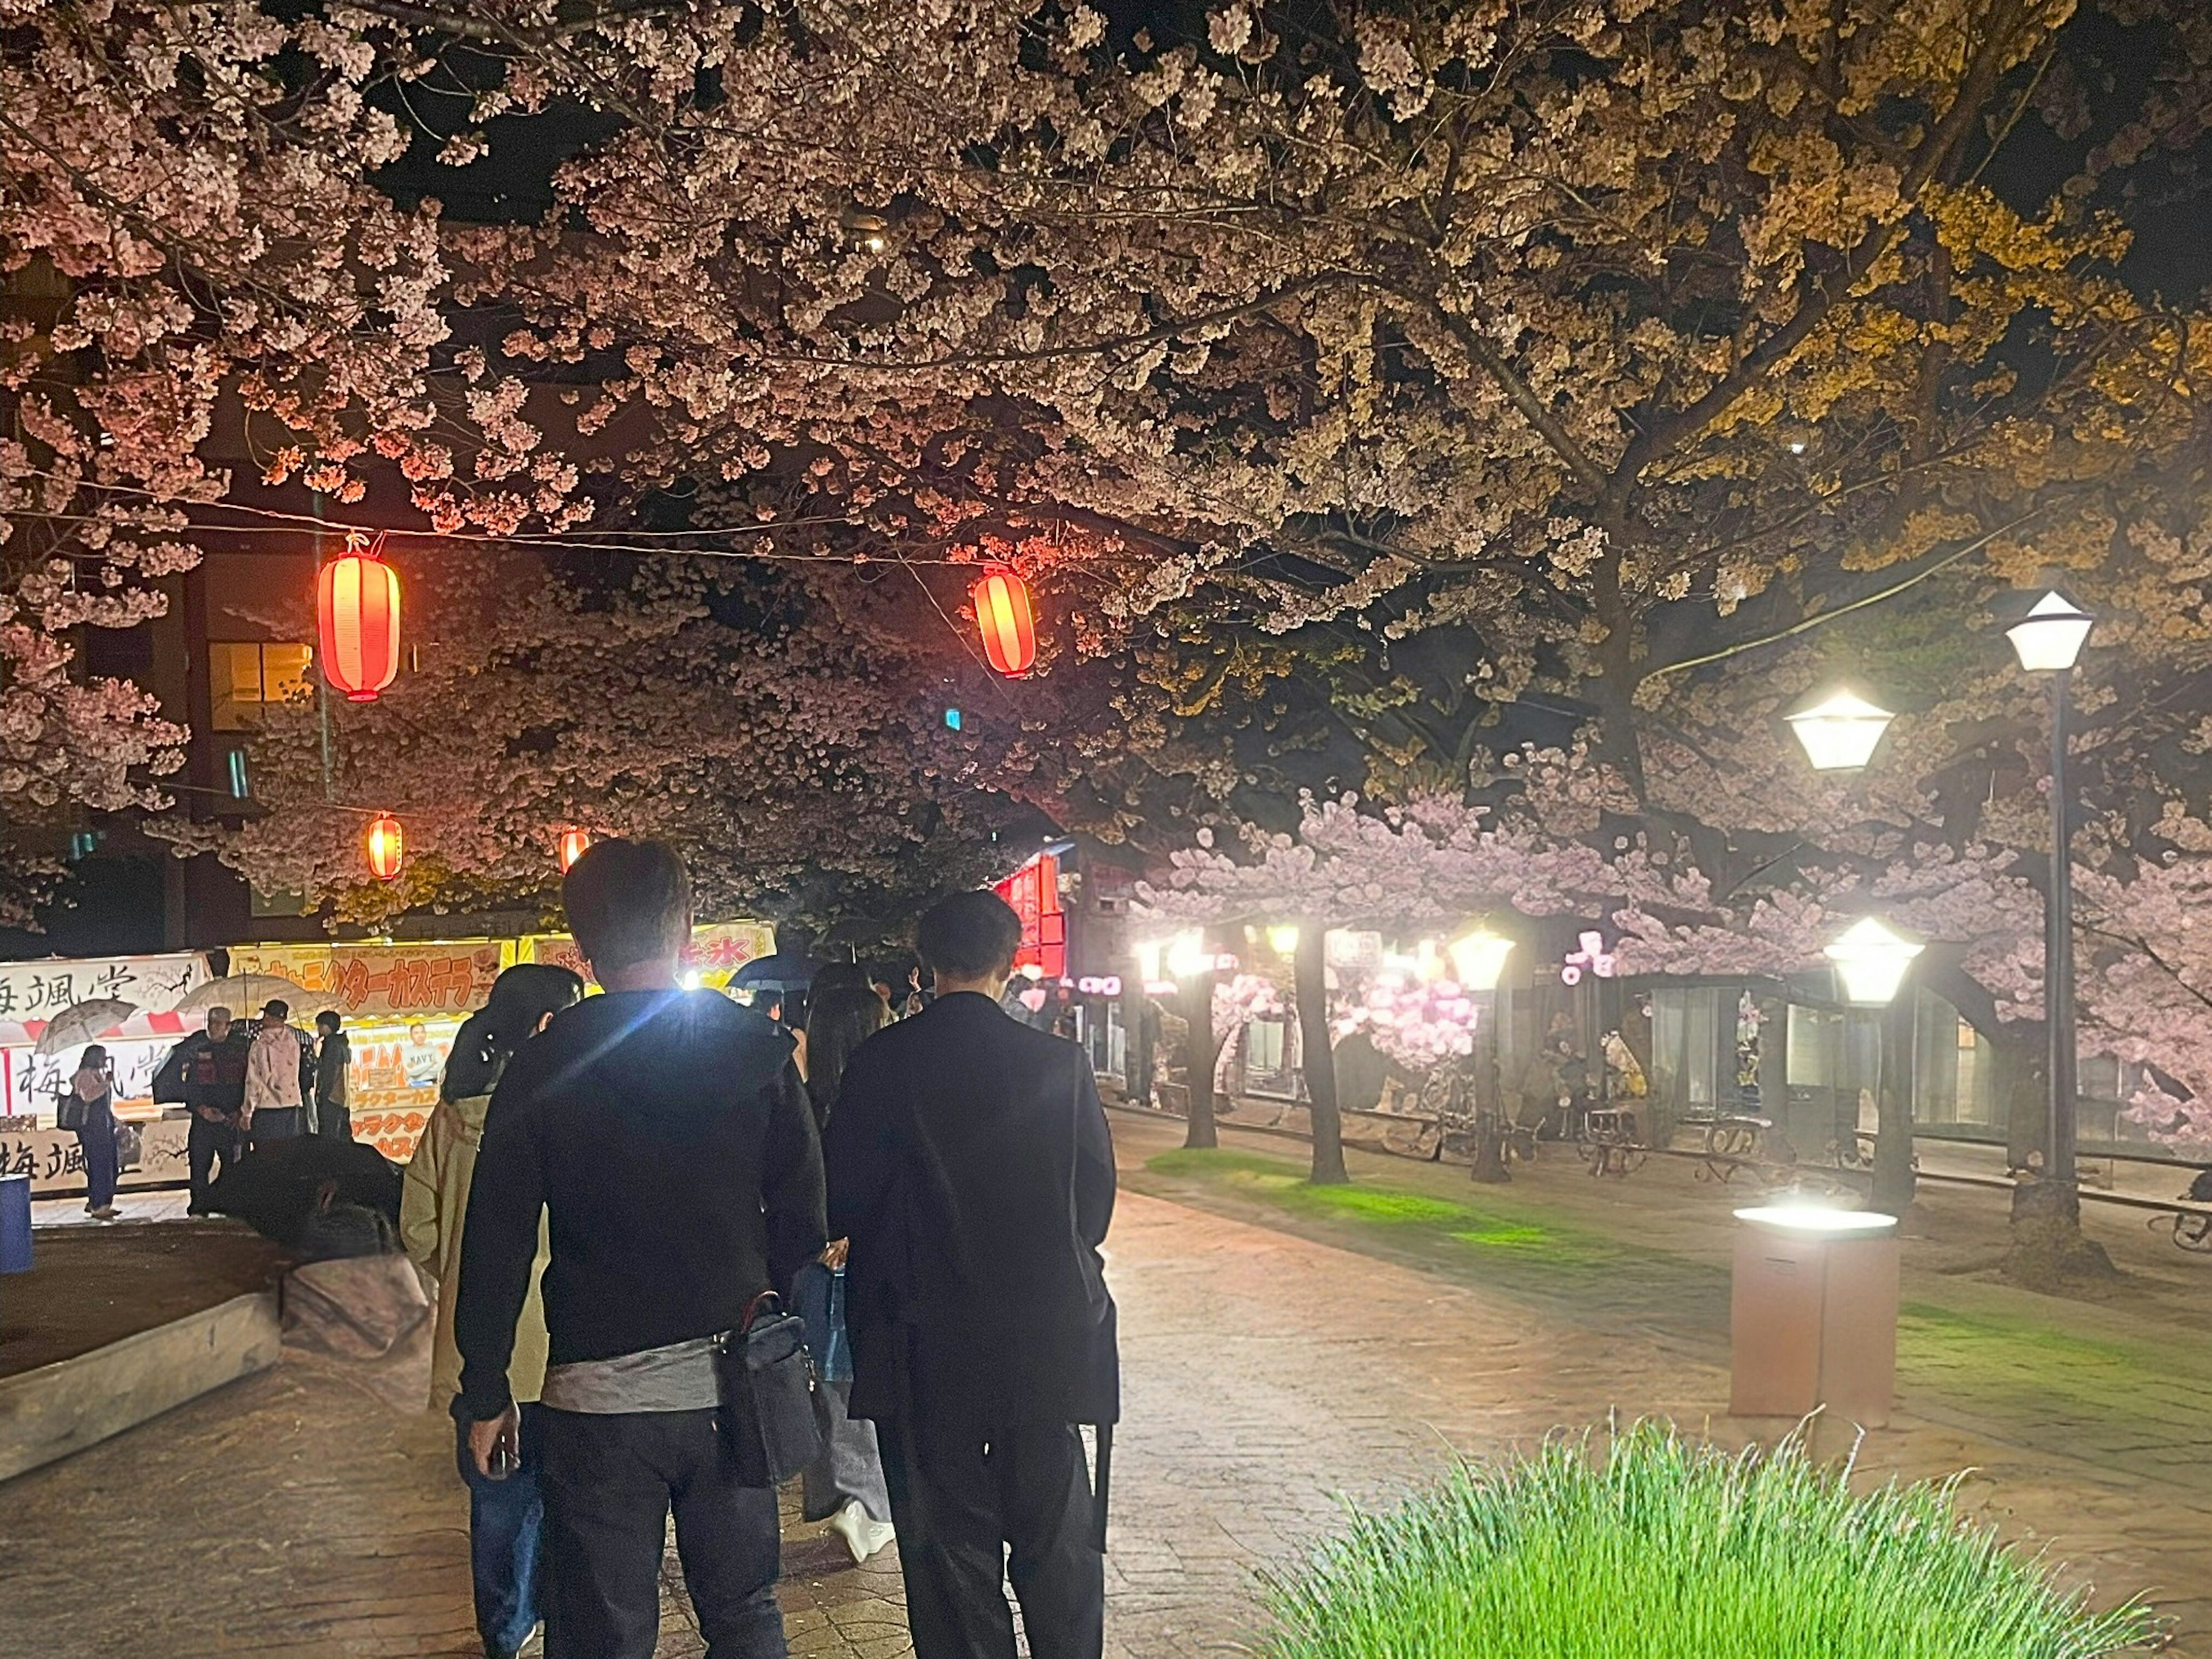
10, 474, 1007, 565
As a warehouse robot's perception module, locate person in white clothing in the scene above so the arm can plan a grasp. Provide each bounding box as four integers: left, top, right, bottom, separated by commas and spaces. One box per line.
244, 999, 313, 1144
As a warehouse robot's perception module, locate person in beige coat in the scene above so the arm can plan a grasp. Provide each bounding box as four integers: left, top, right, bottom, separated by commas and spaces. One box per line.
402, 964, 584, 1659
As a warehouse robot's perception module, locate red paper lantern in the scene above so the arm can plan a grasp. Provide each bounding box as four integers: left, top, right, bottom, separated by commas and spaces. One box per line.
558, 828, 592, 872
971, 569, 1036, 678
318, 532, 402, 702
365, 813, 404, 881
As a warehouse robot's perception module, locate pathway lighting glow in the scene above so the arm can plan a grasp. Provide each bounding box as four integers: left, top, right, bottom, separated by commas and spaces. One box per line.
1787, 690, 1896, 772
1448, 928, 1515, 991
2005, 590, 2093, 675
1823, 917, 1923, 1006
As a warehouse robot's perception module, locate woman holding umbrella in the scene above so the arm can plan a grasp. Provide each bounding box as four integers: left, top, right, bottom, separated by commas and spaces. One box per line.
58, 1044, 120, 1221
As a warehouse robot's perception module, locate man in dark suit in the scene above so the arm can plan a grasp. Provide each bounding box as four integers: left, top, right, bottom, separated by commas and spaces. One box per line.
827, 889, 1118, 1659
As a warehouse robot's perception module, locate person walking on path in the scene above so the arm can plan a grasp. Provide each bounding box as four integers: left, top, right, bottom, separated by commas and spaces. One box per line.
827, 889, 1120, 1659
454, 840, 825, 1659
312, 1011, 353, 1142
797, 985, 896, 1565
403, 964, 585, 1659
60, 1044, 120, 1221
157, 1007, 251, 1215
244, 999, 313, 1143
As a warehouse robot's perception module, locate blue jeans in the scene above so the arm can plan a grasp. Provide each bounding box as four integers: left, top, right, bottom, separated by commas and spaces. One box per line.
77, 1109, 118, 1211
455, 1405, 545, 1657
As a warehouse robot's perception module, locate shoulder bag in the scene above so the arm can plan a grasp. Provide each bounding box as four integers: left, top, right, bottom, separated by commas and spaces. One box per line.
714, 1290, 823, 1487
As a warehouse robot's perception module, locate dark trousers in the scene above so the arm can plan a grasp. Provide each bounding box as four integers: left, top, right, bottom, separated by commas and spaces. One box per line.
317, 1100, 351, 1141
251, 1107, 306, 1146
456, 1406, 545, 1658
537, 1407, 786, 1659
77, 1111, 118, 1210
186, 1115, 238, 1211
877, 1414, 1104, 1659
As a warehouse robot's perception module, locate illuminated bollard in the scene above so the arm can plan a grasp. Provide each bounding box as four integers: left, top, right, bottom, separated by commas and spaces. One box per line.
1730, 1205, 1900, 1429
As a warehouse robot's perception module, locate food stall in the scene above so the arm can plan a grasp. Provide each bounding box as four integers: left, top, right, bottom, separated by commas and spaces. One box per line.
1, 921, 777, 1186
222, 940, 512, 1162
0, 952, 213, 1195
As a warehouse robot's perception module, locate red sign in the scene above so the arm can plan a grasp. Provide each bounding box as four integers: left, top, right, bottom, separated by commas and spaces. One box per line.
995, 852, 1067, 980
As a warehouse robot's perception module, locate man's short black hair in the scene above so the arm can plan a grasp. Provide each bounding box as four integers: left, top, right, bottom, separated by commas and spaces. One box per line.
774, 921, 816, 956
563, 839, 692, 974
916, 890, 1024, 980
315, 1010, 341, 1031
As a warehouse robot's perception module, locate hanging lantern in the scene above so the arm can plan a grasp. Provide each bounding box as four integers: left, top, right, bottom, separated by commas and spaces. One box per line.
971, 569, 1036, 677
317, 531, 402, 702
558, 827, 592, 872
364, 813, 404, 881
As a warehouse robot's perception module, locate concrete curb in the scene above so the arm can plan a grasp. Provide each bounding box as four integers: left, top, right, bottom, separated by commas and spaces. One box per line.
0, 1290, 282, 1483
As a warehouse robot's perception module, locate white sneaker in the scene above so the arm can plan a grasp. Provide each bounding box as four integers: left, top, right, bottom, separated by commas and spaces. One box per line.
827, 1499, 896, 1564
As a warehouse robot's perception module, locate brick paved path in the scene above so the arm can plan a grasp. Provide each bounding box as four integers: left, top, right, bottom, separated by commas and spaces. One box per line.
5, 1128, 2205, 1656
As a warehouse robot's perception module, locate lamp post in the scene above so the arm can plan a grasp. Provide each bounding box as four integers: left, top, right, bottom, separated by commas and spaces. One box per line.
1450, 926, 1517, 1183
2005, 590, 2094, 1205
1825, 917, 1924, 1213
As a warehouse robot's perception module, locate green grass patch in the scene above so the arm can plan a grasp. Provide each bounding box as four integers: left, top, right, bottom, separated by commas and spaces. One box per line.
1142, 1146, 1627, 1276
1259, 1422, 2155, 1659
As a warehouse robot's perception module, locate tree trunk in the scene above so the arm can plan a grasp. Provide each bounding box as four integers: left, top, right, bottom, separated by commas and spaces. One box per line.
1180, 964, 1218, 1150
1294, 923, 1349, 1185
1988, 1020, 2045, 1178
1870, 995, 1916, 1217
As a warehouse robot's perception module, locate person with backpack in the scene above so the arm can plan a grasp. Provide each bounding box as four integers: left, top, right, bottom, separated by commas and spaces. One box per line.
402, 963, 586, 1659
59, 1043, 120, 1221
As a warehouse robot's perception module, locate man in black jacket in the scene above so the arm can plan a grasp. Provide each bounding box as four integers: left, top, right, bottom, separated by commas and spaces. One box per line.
828, 889, 1118, 1659
156, 1008, 252, 1215
455, 840, 825, 1659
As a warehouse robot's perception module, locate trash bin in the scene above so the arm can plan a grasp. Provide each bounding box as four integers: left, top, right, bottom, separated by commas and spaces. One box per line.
0, 1173, 31, 1275
1730, 1204, 1899, 1427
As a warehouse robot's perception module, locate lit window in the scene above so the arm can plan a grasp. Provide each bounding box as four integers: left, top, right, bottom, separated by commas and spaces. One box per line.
209, 642, 315, 730
226, 748, 250, 799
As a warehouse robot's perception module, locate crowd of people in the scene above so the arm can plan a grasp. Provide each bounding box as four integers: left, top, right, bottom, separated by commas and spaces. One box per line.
68, 844, 1117, 1659
58, 998, 357, 1221
403, 842, 1120, 1659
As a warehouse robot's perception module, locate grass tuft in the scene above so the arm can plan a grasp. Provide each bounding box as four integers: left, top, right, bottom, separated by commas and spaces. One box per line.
1257, 1422, 2155, 1659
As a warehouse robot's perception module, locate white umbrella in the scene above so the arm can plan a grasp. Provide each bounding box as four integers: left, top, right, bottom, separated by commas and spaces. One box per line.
172, 974, 305, 1020
33, 998, 139, 1056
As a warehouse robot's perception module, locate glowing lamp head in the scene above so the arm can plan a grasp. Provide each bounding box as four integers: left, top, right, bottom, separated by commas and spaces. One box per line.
971, 569, 1037, 677
1165, 932, 1211, 979
365, 812, 404, 882
558, 828, 592, 873
317, 533, 402, 703
1823, 916, 1922, 1006
1267, 925, 1301, 957
1787, 689, 1896, 773
2005, 590, 2093, 675
1448, 927, 1516, 991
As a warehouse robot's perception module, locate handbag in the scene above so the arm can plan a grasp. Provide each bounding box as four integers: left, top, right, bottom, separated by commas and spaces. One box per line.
713, 1290, 823, 1487
56, 1092, 89, 1132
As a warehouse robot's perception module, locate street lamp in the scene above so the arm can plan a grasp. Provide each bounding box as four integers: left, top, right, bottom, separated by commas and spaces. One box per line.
1449, 926, 1516, 991
1823, 917, 1923, 1007
1787, 690, 1897, 773
2006, 588, 2092, 1198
